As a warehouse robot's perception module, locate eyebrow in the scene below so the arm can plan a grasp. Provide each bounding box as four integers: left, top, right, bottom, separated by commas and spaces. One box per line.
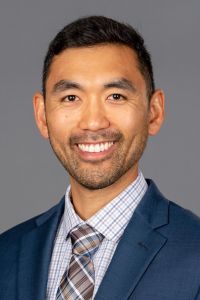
51, 77, 136, 94
104, 78, 137, 92
52, 80, 83, 94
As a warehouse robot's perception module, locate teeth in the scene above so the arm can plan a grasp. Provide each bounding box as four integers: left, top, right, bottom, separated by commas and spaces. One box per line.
78, 142, 114, 153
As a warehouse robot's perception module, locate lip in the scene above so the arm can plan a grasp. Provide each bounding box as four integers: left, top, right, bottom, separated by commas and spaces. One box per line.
74, 141, 116, 162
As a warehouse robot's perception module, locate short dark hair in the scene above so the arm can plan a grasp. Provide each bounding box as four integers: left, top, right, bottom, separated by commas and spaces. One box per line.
42, 16, 155, 99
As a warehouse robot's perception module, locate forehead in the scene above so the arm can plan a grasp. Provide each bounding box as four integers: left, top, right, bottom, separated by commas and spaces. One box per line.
46, 44, 146, 92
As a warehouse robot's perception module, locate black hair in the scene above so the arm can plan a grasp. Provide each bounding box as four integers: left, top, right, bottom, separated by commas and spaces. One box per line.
42, 15, 155, 99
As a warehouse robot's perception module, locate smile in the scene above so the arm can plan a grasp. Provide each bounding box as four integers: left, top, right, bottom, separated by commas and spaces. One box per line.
78, 142, 114, 153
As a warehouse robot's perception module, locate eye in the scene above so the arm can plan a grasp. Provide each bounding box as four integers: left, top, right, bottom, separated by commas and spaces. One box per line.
61, 95, 79, 102
107, 93, 127, 101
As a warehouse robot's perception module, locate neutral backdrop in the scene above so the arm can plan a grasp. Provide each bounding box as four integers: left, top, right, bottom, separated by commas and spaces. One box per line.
0, 0, 200, 233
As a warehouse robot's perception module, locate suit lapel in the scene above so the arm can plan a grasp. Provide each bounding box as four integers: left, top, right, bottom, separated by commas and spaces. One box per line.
17, 197, 65, 300
95, 180, 169, 300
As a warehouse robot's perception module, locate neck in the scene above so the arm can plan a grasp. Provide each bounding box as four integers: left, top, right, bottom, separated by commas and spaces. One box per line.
69, 166, 139, 220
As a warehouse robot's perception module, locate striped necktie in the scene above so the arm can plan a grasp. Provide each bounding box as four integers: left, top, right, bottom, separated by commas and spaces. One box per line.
56, 223, 104, 300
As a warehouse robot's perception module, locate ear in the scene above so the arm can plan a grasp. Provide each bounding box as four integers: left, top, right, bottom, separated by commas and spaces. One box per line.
148, 89, 165, 136
33, 92, 49, 139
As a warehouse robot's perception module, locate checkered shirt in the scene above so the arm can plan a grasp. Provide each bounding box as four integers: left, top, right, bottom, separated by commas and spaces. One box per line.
46, 171, 147, 299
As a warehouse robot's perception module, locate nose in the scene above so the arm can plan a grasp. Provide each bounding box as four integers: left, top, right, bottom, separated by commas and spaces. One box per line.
79, 99, 110, 131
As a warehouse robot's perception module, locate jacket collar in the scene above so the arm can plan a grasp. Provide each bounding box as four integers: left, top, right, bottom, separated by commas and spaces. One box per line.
18, 196, 65, 300
94, 179, 169, 300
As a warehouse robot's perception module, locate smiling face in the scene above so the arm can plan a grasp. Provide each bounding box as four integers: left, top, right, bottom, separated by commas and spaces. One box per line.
34, 44, 164, 190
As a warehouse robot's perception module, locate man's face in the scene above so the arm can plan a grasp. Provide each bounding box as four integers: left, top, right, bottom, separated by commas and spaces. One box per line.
34, 44, 163, 189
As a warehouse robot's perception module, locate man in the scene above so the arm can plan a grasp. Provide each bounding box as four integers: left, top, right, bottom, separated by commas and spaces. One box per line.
1, 15, 200, 300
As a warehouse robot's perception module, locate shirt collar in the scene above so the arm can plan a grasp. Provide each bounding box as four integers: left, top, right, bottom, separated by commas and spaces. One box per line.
63, 171, 147, 243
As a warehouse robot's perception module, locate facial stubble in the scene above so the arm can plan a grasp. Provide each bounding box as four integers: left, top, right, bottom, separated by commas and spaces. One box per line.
47, 125, 149, 190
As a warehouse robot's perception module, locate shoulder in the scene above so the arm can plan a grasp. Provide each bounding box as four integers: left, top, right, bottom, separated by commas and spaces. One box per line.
167, 199, 200, 237
0, 214, 39, 245
0, 197, 65, 252
0, 212, 42, 258
141, 179, 200, 238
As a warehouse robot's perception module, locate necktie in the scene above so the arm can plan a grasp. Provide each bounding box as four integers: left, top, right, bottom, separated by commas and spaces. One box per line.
56, 223, 104, 300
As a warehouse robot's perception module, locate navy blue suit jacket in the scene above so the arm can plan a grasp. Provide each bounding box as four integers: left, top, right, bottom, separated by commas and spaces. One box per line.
1, 179, 200, 300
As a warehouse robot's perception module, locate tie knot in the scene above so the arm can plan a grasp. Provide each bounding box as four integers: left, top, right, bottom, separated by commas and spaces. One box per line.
69, 224, 104, 257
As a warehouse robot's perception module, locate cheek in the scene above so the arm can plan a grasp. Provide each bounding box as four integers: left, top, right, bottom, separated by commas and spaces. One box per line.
47, 111, 73, 140
111, 108, 147, 138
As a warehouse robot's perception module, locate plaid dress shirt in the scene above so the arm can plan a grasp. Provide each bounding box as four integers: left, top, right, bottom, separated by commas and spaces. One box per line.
46, 171, 147, 299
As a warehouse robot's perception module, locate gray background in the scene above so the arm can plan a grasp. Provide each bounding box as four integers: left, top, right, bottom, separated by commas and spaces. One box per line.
0, 0, 200, 233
